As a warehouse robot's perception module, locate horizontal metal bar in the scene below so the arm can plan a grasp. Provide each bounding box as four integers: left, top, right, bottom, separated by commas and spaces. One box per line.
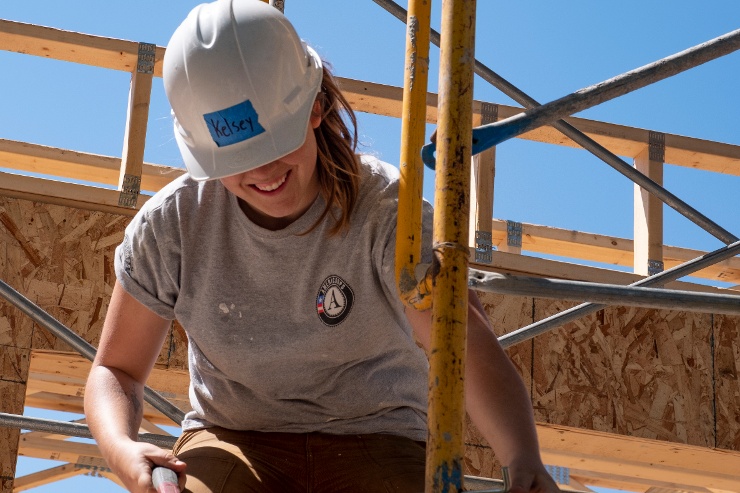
469, 271, 740, 315
498, 239, 740, 348
0, 412, 177, 449
0, 279, 185, 425
376, 0, 738, 247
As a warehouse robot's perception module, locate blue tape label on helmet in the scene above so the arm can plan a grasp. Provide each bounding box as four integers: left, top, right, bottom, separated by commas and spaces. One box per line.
203, 99, 265, 147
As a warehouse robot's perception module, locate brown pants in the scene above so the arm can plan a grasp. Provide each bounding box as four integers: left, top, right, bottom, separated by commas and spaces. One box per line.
172, 427, 426, 493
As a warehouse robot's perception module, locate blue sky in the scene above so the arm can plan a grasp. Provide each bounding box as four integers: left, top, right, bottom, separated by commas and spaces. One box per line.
3, 0, 740, 491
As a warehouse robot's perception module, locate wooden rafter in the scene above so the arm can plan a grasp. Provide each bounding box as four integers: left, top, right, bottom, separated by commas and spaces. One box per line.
0, 18, 738, 177
2, 16, 739, 493
18, 349, 740, 492
13, 463, 86, 492
537, 423, 740, 492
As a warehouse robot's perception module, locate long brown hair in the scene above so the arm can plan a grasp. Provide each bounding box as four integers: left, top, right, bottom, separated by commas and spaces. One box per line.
310, 63, 361, 235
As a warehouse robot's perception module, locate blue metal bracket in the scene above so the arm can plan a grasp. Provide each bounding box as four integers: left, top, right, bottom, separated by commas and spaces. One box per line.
422, 118, 525, 170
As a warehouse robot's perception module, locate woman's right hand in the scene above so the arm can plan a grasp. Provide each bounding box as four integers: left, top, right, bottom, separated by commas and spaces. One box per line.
107, 440, 187, 493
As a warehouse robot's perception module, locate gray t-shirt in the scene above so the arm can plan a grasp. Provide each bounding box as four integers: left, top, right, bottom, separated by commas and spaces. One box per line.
115, 156, 432, 441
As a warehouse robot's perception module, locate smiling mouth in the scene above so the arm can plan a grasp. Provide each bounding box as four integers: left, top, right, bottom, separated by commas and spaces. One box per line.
251, 171, 289, 193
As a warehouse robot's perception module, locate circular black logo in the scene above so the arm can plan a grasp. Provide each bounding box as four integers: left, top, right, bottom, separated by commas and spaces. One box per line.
316, 275, 354, 327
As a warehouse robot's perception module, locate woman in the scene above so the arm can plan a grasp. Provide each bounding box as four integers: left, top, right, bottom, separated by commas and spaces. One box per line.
84, 1, 559, 492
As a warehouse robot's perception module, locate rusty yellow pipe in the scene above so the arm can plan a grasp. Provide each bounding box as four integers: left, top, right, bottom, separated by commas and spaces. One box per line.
426, 0, 476, 491
396, 0, 434, 312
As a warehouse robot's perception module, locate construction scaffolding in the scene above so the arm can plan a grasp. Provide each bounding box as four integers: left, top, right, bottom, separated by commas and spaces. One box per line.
0, 1, 739, 492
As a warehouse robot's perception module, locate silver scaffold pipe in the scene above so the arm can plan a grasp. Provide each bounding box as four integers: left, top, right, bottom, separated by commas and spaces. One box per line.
0, 412, 178, 449
422, 28, 740, 165
375, 0, 738, 246
468, 271, 740, 316
497, 239, 740, 348
0, 279, 185, 425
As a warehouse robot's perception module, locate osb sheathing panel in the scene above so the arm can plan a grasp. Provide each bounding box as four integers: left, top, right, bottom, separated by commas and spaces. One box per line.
463, 291, 534, 479
532, 300, 715, 448
0, 347, 30, 489
715, 313, 740, 450
0, 380, 23, 487
0, 195, 177, 367
2, 194, 739, 471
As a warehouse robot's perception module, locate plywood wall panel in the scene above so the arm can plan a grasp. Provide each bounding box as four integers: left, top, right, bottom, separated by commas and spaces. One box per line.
0, 196, 191, 375
532, 300, 715, 448
168, 321, 189, 371
0, 196, 123, 354
0, 347, 30, 492
0, 409, 23, 489
715, 313, 740, 450
0, 345, 30, 383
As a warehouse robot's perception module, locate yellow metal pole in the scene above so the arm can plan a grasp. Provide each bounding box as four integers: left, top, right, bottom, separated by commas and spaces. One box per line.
396, 0, 433, 311
426, 0, 476, 491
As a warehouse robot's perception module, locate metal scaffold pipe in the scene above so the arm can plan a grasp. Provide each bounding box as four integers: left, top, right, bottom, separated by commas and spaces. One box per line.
374, 0, 739, 245
423, 28, 740, 164
498, 239, 740, 348
426, 0, 477, 491
0, 412, 178, 449
468, 271, 740, 316
0, 279, 186, 425
395, 0, 434, 311
423, 28, 740, 242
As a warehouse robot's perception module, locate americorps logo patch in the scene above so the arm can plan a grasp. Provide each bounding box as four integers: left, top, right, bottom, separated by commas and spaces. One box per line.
203, 99, 265, 147
316, 275, 354, 327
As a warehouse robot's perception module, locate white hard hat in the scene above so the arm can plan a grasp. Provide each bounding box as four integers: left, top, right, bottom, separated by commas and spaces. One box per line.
163, 0, 323, 181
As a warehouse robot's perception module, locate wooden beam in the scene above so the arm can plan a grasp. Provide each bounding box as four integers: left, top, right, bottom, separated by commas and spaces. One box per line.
18, 435, 103, 463
536, 423, 740, 492
634, 141, 665, 276
25, 350, 190, 426
0, 20, 737, 177
571, 470, 708, 493
7, 145, 733, 284
469, 108, 497, 258
0, 19, 165, 76
13, 464, 85, 492
118, 57, 155, 208
138, 419, 174, 436
470, 249, 731, 295
338, 77, 740, 176
29, 351, 190, 399
0, 172, 150, 215
487, 219, 740, 284
0, 139, 184, 192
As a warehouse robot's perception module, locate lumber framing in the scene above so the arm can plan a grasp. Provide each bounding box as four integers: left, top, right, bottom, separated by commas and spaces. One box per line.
537, 424, 740, 492
633, 144, 665, 276
15, 349, 740, 492
1, 16, 739, 493
0, 139, 184, 192
12, 464, 85, 492
486, 219, 740, 285
338, 78, 740, 176
0, 19, 738, 177
3, 159, 736, 285
0, 19, 165, 75
25, 351, 190, 426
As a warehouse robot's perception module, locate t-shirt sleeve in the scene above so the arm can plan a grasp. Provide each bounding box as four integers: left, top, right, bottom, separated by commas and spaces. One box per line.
114, 209, 179, 320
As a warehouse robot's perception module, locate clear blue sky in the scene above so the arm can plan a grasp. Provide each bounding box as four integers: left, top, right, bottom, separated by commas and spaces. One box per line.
3, 0, 740, 491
